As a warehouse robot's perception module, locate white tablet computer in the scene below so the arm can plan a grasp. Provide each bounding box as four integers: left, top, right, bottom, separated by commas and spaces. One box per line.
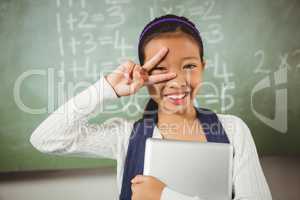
143, 138, 233, 200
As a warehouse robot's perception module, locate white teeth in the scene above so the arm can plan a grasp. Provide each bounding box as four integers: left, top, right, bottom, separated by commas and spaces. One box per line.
167, 93, 186, 99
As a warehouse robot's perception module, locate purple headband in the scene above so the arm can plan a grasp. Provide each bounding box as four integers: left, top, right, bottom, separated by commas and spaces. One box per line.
138, 17, 200, 43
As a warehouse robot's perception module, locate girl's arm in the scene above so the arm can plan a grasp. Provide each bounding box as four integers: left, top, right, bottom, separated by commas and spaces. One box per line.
160, 116, 272, 200
30, 48, 173, 160
29, 75, 133, 160
230, 116, 272, 200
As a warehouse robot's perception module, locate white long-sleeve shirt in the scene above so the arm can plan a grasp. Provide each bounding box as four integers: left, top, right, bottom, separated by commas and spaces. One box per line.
29, 76, 272, 200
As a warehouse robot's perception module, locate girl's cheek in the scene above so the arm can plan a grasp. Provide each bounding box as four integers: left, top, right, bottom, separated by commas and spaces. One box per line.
189, 75, 202, 99
148, 85, 163, 101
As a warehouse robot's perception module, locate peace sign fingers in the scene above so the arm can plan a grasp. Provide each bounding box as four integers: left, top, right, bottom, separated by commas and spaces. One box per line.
142, 47, 168, 72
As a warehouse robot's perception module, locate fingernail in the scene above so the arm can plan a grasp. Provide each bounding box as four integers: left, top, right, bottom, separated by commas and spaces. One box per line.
161, 47, 168, 53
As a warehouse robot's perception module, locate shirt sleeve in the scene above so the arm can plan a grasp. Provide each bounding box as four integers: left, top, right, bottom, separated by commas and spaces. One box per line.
230, 116, 272, 200
160, 115, 272, 200
29, 75, 133, 160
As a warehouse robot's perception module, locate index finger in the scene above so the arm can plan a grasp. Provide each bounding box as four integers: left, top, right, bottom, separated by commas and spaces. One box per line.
142, 47, 168, 71
131, 174, 145, 184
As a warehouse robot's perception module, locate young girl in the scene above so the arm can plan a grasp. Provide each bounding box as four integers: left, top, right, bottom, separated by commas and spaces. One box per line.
30, 14, 272, 200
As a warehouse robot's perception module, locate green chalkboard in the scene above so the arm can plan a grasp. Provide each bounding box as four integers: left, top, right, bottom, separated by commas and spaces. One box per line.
0, 0, 299, 172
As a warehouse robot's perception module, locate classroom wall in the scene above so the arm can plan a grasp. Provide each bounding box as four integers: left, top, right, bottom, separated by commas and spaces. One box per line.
0, 156, 299, 200
1, 0, 300, 173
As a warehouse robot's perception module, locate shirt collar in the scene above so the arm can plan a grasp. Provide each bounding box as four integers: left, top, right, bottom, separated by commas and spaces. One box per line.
152, 125, 163, 139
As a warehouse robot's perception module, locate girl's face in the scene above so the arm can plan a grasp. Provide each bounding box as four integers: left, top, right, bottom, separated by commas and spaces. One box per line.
144, 32, 205, 114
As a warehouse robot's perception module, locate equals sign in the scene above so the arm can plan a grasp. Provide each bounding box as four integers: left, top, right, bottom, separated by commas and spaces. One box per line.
188, 6, 205, 17
92, 13, 104, 22
100, 61, 114, 68
98, 36, 113, 45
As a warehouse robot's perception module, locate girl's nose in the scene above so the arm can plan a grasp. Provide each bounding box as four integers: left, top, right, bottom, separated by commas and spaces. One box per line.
165, 72, 188, 89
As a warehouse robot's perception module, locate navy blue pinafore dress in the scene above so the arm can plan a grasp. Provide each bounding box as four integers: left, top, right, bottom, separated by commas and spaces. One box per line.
119, 106, 231, 200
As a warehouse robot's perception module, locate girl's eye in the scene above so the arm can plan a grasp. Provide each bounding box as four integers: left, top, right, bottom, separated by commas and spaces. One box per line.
183, 64, 197, 69
154, 66, 165, 70
150, 66, 168, 74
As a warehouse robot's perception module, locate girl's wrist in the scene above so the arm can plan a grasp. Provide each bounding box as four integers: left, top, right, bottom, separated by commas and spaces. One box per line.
104, 75, 120, 98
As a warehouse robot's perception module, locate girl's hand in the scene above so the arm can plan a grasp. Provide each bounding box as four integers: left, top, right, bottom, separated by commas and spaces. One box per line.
131, 175, 166, 200
105, 47, 176, 97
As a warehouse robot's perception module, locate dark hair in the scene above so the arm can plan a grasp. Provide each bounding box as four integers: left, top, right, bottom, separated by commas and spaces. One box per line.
139, 14, 204, 116
138, 14, 204, 66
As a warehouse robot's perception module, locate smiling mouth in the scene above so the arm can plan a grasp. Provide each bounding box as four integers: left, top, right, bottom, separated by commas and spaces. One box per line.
163, 92, 189, 105
164, 92, 187, 99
